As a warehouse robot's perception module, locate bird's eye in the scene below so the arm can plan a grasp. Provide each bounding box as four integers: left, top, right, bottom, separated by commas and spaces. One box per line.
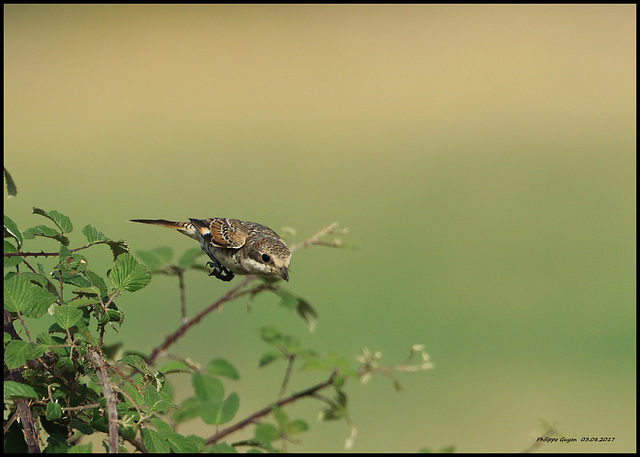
261, 253, 271, 263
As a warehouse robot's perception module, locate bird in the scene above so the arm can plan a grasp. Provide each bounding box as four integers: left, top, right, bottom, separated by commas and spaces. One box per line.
130, 218, 291, 282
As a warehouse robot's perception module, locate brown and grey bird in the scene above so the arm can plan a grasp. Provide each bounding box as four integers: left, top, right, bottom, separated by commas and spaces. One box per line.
130, 218, 291, 282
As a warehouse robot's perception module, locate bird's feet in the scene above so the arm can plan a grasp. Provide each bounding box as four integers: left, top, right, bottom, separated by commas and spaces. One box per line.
206, 261, 235, 282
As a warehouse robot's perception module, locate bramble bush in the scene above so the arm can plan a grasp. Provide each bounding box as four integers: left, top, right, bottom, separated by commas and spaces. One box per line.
3, 168, 435, 453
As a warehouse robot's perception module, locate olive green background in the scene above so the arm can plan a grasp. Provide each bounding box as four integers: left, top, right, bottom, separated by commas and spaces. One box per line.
4, 4, 635, 453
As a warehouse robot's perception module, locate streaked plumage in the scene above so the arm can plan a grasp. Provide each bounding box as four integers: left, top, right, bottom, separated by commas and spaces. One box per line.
130, 218, 291, 281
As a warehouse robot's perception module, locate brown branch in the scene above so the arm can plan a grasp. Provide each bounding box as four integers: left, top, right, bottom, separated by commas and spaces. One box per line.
145, 275, 254, 365
3, 244, 95, 258
206, 371, 337, 445
4, 310, 41, 453
85, 348, 119, 453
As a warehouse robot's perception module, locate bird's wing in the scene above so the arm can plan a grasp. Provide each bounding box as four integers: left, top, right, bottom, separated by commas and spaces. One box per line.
189, 218, 247, 249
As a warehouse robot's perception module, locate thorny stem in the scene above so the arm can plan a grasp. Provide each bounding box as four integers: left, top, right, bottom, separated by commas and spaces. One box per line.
85, 348, 119, 453
3, 244, 95, 258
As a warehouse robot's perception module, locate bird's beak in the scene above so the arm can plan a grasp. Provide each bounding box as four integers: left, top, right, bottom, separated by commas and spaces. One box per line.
278, 267, 289, 282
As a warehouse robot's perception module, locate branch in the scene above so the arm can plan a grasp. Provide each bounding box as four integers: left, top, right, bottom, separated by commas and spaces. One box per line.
85, 348, 119, 453
145, 276, 254, 365
145, 223, 347, 365
3, 244, 95, 258
290, 223, 346, 252
4, 310, 41, 453
206, 371, 338, 445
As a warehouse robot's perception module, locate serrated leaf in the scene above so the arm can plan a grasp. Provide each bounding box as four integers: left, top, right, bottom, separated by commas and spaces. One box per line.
119, 354, 149, 373
141, 428, 170, 453
158, 360, 194, 374
192, 373, 224, 403
206, 358, 240, 380
82, 224, 107, 243
108, 253, 151, 292
106, 240, 130, 260
32, 207, 73, 233
4, 240, 22, 267
4, 274, 34, 312
136, 247, 173, 271
166, 433, 201, 453
53, 305, 83, 329
23, 224, 60, 238
4, 215, 22, 248
84, 270, 108, 295
172, 396, 200, 424
46, 402, 63, 420
4, 167, 17, 197
4, 381, 38, 399
26, 286, 58, 319
200, 393, 238, 426
4, 340, 48, 369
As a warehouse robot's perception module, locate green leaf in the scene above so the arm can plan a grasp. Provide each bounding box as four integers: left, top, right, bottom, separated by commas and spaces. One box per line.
4, 340, 48, 370
257, 326, 283, 346
4, 380, 39, 399
287, 419, 309, 435
46, 402, 63, 420
192, 373, 224, 403
68, 444, 93, 453
177, 247, 204, 269
258, 350, 282, 367
82, 224, 107, 243
200, 393, 239, 426
277, 289, 319, 332
4, 274, 34, 312
254, 423, 280, 444
4, 215, 22, 248
32, 207, 73, 233
206, 358, 240, 380
106, 240, 130, 260
53, 305, 83, 329
296, 297, 319, 332
172, 397, 200, 424
119, 354, 149, 373
158, 361, 194, 374
84, 270, 108, 295
26, 287, 57, 319
4, 240, 22, 267
4, 167, 18, 197
108, 253, 151, 292
166, 433, 201, 453
220, 392, 240, 424
136, 247, 173, 271
141, 427, 170, 453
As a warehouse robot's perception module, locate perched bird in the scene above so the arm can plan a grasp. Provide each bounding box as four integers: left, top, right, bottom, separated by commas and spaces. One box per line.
130, 218, 291, 282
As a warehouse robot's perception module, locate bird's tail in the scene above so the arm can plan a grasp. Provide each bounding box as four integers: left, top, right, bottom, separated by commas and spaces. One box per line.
130, 219, 198, 239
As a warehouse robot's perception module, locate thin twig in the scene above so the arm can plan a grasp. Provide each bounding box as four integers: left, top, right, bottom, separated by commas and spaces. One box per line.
3, 244, 96, 258
145, 276, 254, 365
206, 371, 337, 445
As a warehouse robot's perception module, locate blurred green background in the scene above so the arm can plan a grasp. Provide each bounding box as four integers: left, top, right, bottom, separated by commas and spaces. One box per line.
4, 4, 635, 453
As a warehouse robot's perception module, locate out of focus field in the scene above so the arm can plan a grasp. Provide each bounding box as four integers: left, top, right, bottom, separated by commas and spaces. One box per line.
4, 4, 635, 452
